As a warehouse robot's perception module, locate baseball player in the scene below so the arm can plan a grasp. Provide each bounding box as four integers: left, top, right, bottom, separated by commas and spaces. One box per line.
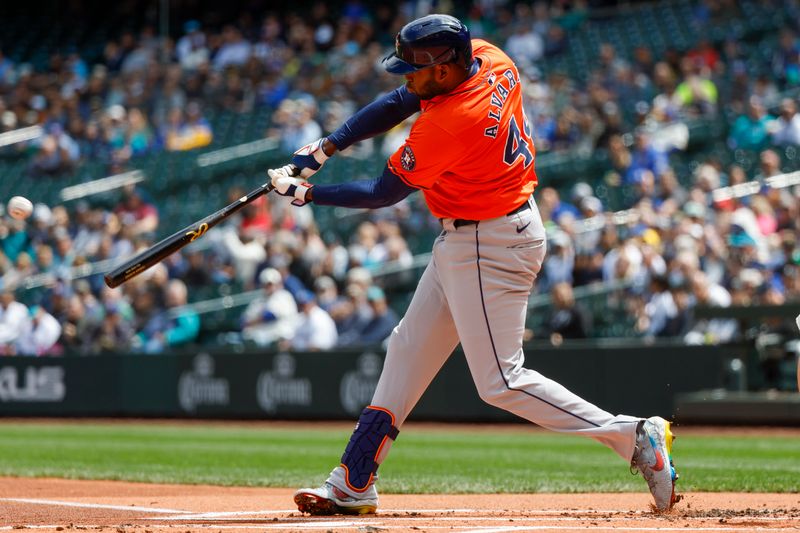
268, 14, 679, 515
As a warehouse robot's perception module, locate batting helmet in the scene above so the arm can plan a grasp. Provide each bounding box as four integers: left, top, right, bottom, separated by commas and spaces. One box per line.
382, 14, 472, 74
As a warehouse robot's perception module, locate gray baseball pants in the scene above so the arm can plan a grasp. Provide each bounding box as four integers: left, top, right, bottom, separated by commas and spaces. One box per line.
370, 197, 641, 464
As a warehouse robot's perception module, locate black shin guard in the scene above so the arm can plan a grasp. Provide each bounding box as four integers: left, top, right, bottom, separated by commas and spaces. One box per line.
340, 406, 400, 492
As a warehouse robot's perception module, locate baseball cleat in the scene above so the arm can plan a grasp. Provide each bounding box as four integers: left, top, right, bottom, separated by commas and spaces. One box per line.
631, 416, 679, 512
294, 482, 378, 515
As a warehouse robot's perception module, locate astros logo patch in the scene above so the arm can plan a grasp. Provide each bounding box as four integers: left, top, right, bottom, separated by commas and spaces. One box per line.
400, 145, 416, 171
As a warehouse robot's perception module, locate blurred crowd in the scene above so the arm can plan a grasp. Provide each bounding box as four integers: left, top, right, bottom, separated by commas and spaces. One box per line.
0, 0, 799, 362
0, 183, 405, 355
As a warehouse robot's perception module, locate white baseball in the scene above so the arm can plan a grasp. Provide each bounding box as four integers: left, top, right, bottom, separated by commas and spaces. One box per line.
7, 196, 33, 220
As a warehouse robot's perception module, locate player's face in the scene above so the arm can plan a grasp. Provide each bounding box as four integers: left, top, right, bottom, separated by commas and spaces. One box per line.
404, 66, 447, 100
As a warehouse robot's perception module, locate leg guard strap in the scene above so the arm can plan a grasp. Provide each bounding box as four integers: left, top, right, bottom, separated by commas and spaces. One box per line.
340, 406, 399, 492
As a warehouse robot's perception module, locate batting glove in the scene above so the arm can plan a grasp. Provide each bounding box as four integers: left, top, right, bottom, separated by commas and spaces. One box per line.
291, 137, 330, 178
268, 167, 313, 206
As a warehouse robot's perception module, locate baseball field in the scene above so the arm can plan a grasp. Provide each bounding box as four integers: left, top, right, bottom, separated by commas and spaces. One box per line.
1, 419, 798, 532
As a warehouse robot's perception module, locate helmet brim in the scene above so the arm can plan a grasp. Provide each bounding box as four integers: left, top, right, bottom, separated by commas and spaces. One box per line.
382, 53, 419, 74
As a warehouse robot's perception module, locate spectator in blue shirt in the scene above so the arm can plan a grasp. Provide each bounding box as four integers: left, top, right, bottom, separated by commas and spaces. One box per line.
353, 286, 399, 347
135, 279, 200, 353
628, 130, 670, 183
728, 96, 776, 151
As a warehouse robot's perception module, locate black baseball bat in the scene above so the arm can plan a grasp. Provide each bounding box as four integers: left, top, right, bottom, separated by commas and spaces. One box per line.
104, 181, 276, 288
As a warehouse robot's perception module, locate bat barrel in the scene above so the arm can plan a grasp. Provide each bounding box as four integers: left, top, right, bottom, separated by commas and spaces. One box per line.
103, 182, 274, 288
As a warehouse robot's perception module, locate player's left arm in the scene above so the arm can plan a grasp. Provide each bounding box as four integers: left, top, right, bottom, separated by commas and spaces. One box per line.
326, 86, 421, 151
289, 86, 421, 178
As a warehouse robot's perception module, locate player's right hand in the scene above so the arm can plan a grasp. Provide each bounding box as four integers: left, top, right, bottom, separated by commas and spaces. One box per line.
268, 167, 313, 206
291, 138, 330, 178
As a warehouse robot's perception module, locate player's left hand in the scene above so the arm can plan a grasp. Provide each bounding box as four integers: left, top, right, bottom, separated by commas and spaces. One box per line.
268, 167, 313, 206
292, 137, 330, 178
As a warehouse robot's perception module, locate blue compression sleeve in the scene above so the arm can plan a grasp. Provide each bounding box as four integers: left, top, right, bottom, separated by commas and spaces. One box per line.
312, 166, 416, 209
327, 86, 421, 150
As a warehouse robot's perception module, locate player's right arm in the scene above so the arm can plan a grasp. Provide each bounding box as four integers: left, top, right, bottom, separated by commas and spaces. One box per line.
289, 86, 421, 178
269, 165, 417, 209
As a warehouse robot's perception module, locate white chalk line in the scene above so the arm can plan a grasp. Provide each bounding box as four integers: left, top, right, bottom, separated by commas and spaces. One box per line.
456, 526, 797, 533
3, 525, 800, 532
156, 508, 635, 519
4, 499, 797, 532
0, 498, 190, 514
148, 515, 796, 524
0, 524, 373, 531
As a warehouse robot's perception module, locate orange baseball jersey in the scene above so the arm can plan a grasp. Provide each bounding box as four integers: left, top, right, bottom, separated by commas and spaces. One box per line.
388, 39, 537, 220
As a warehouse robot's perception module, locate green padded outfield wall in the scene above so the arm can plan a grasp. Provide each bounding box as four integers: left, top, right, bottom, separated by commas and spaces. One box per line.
0, 343, 740, 420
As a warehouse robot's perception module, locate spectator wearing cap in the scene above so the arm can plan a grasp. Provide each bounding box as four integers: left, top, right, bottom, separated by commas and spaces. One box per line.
288, 289, 338, 351
16, 305, 62, 356
27, 203, 55, 246
769, 98, 800, 146
683, 200, 707, 222
0, 289, 29, 355
241, 267, 298, 347
255, 253, 308, 300
332, 282, 373, 346
176, 20, 209, 71
87, 301, 134, 354
340, 286, 399, 348
570, 182, 594, 208
540, 230, 574, 292
573, 195, 603, 255
313, 275, 342, 313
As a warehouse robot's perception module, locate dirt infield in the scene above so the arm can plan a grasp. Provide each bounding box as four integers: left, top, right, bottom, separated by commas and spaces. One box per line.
2, 477, 799, 533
